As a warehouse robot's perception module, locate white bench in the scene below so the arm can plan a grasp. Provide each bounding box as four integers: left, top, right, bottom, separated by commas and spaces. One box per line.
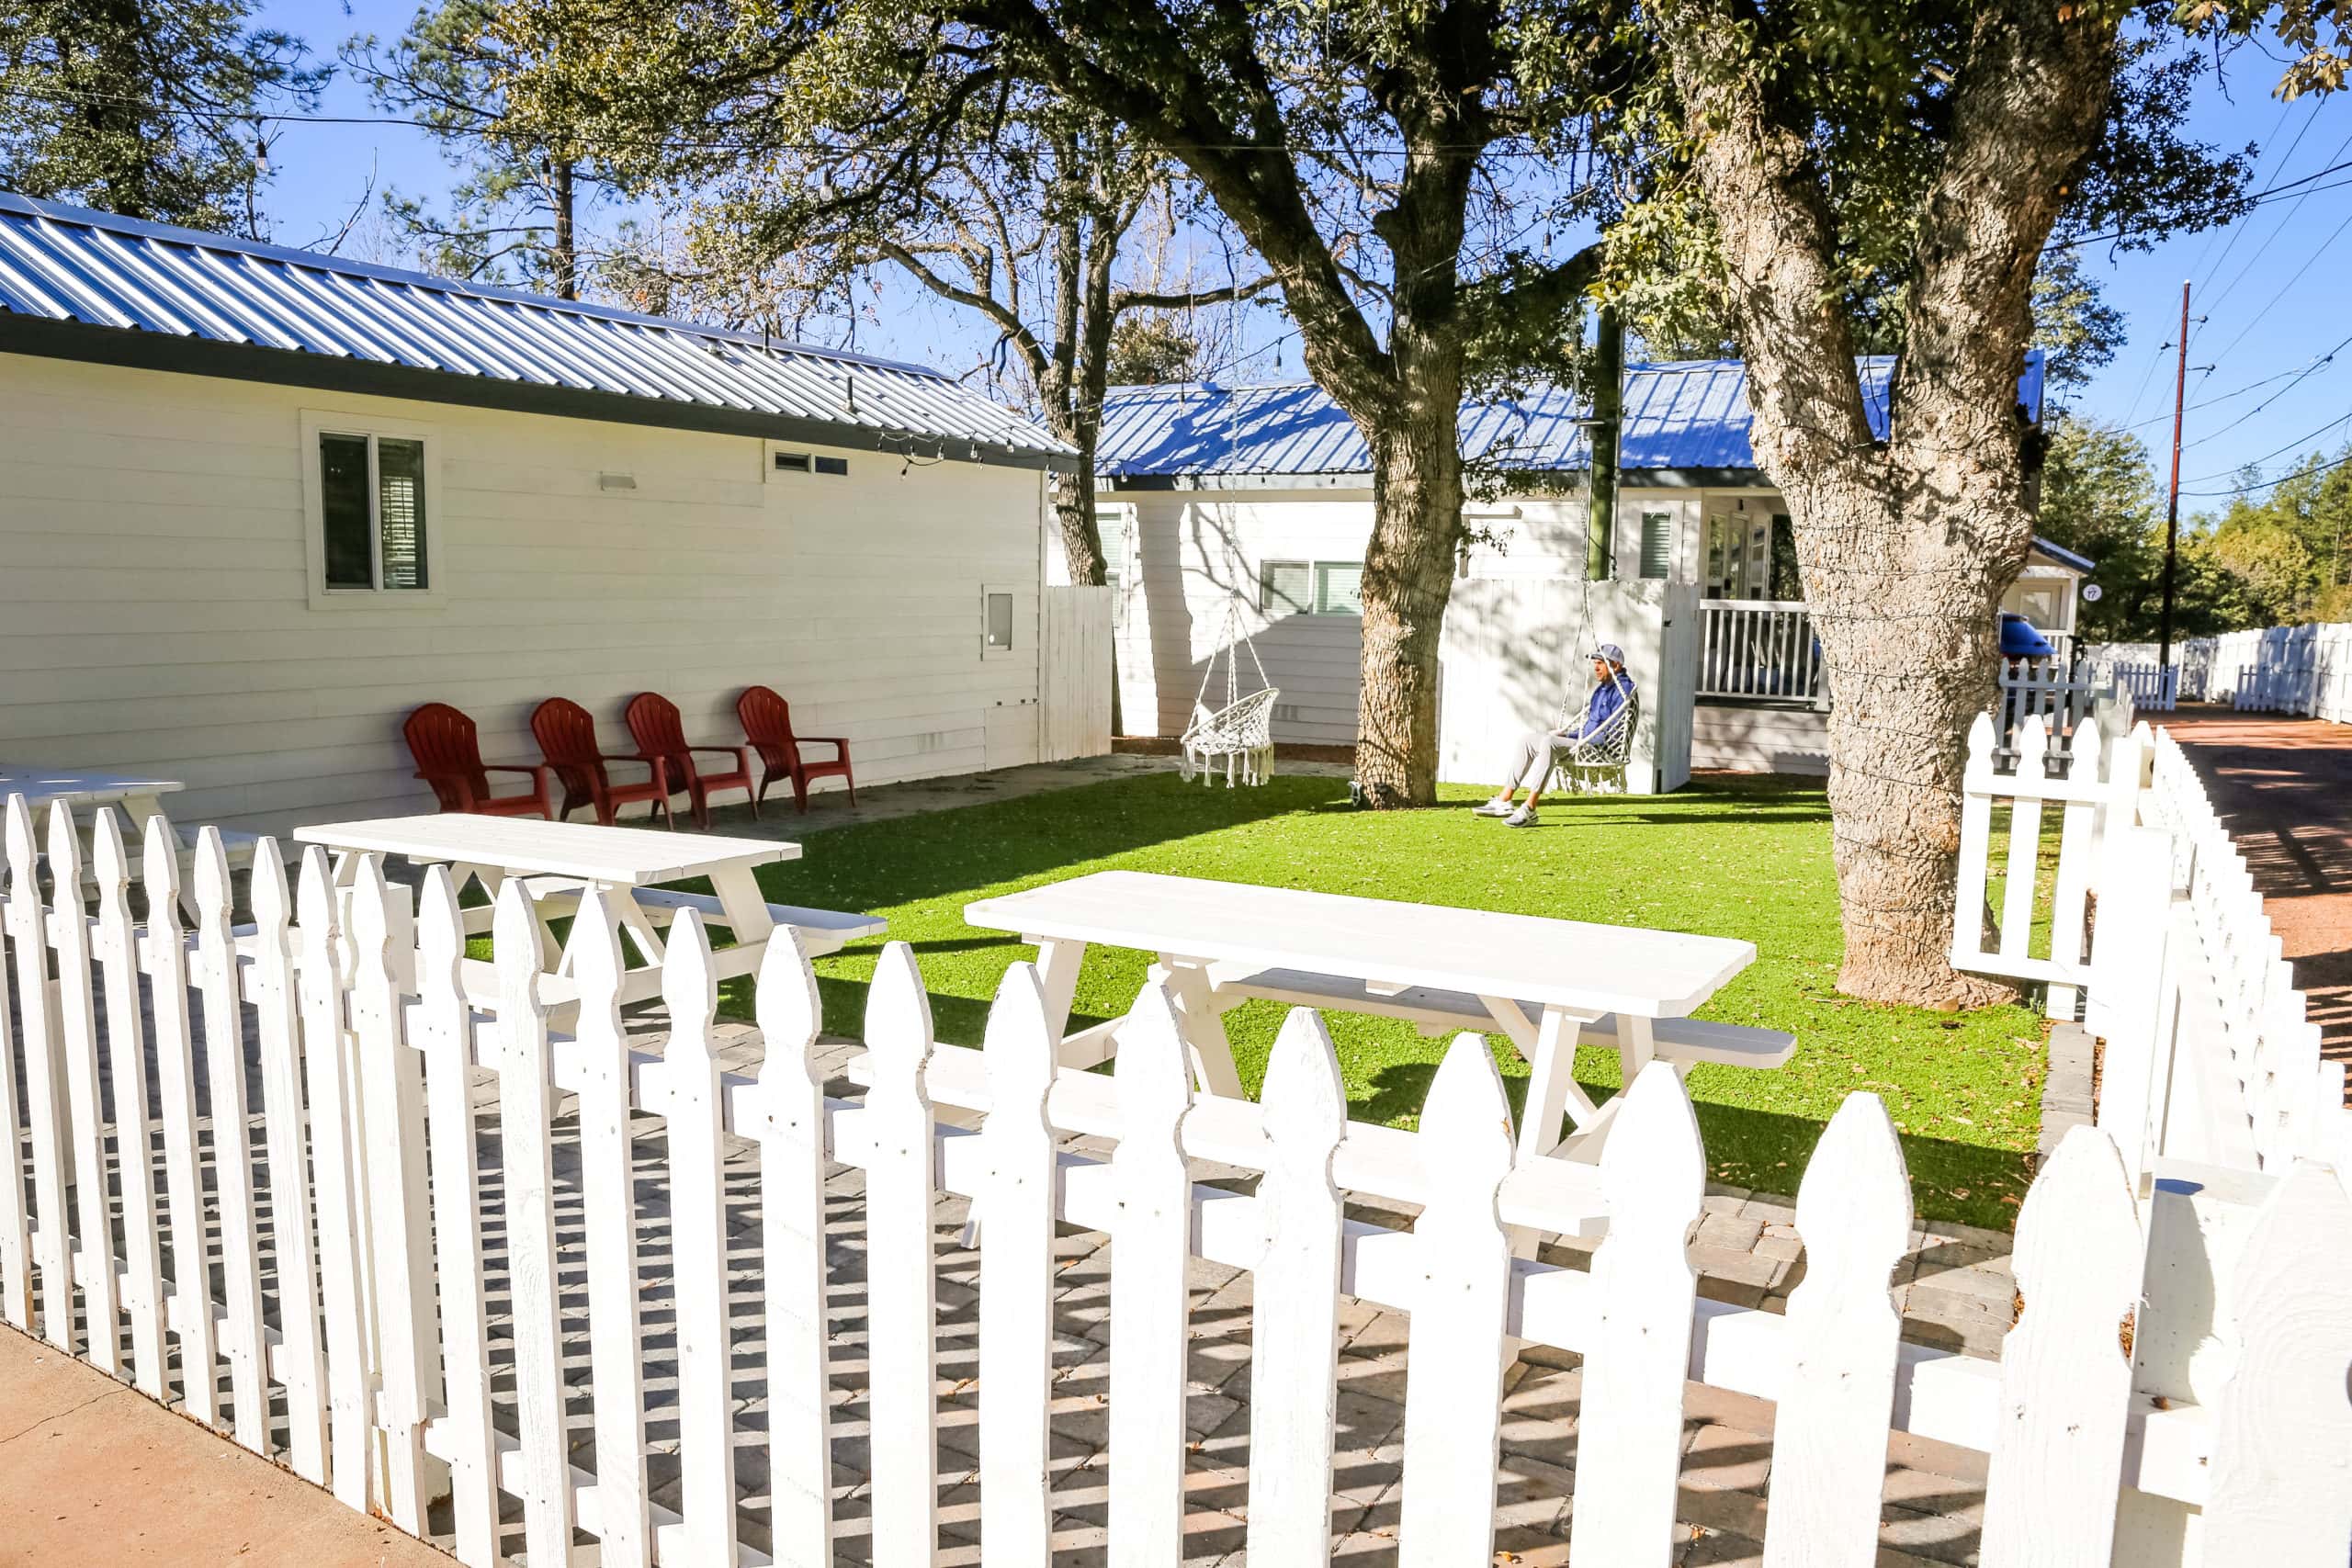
1197, 962, 1794, 1071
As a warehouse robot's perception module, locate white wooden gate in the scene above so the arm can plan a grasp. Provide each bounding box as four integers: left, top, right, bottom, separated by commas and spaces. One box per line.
1041, 583, 1114, 761
6, 791, 2351, 1566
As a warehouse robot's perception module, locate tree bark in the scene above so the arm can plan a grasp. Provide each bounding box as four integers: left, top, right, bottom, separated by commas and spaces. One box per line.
1659, 0, 2118, 1003
1358, 402, 1466, 805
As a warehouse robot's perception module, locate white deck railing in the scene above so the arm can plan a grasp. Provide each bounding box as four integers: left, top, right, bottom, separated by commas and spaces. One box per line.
5, 792, 2350, 1565
1697, 599, 1823, 701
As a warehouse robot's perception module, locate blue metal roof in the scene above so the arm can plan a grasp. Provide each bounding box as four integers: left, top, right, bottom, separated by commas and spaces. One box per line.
0, 191, 1072, 465
1096, 353, 2047, 479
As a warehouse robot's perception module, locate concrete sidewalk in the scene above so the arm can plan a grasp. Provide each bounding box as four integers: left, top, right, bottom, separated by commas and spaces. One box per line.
0, 1325, 448, 1568
2165, 707, 2352, 1085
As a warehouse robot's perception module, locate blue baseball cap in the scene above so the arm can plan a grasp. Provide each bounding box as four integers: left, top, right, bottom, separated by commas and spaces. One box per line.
1590, 643, 1626, 666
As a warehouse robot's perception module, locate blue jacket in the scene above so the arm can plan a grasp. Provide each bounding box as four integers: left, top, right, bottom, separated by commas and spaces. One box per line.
1566, 672, 1635, 741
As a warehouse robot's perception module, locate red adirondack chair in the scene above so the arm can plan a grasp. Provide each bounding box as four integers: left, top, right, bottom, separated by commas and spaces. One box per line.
623, 692, 756, 829
401, 703, 556, 818
530, 697, 673, 828
737, 685, 856, 814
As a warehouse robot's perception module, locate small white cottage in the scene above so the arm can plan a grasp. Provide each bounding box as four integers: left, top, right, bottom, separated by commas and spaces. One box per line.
1089, 356, 2084, 778
0, 192, 1096, 831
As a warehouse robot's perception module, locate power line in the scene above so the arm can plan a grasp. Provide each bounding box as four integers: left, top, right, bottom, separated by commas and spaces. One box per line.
2045, 157, 2352, 254
2190, 97, 2324, 305
2202, 201, 2352, 372
2180, 440, 2352, 499
0, 80, 1592, 160
2177, 328, 2352, 450
2179, 405, 2352, 491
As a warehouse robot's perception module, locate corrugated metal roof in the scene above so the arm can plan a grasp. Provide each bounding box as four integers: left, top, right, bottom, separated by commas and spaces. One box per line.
0, 190, 1073, 465
1097, 354, 2047, 479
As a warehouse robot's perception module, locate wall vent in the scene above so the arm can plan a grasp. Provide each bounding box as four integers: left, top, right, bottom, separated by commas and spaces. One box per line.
773, 450, 812, 473
1273, 704, 1304, 724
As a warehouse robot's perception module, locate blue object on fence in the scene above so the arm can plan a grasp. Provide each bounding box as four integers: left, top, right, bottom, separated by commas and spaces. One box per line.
1999, 613, 2055, 659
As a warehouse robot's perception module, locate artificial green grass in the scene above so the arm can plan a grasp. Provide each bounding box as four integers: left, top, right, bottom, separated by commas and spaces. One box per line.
729, 771, 2046, 1232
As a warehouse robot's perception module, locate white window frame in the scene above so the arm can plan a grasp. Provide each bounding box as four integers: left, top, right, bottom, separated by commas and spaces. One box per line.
300, 409, 447, 610
981, 582, 1020, 659
1261, 558, 1363, 617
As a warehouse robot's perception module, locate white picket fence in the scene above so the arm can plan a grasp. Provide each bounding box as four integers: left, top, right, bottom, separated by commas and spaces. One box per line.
6, 790, 2352, 1565
2181, 622, 2352, 722
1993, 660, 2118, 764
1952, 713, 2352, 1185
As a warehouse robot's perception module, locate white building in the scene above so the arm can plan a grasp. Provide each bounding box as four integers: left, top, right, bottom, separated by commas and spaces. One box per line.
0, 192, 1101, 831
1089, 359, 2085, 780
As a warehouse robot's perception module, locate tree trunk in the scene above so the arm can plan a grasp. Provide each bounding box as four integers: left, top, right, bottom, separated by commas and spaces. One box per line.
552, 159, 578, 300
1788, 475, 2021, 1004
1356, 389, 1465, 807
1658, 0, 2114, 1002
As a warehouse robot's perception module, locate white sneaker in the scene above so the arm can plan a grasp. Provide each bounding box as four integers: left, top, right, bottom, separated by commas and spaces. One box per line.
1472, 797, 1516, 817
1503, 806, 1537, 828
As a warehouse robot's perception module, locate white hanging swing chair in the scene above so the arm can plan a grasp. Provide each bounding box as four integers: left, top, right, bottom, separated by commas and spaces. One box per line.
1549, 671, 1640, 795
1179, 598, 1280, 787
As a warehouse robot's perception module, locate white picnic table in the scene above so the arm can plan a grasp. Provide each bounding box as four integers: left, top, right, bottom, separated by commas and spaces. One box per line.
964, 869, 1781, 1166
0, 766, 259, 913
293, 814, 884, 1010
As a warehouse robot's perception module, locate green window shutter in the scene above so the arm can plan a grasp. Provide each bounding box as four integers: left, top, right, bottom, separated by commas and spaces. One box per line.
1639, 509, 1674, 580
1315, 561, 1364, 615
1261, 559, 1312, 615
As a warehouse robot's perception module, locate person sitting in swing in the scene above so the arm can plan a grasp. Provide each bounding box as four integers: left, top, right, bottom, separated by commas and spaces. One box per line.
1473, 644, 1636, 827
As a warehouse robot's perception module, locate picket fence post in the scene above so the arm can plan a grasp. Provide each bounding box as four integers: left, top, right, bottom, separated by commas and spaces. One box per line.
1245, 1008, 1348, 1561
412, 866, 501, 1568
1980, 1125, 2141, 1566
1108, 982, 1196, 1567
141, 813, 218, 1424
865, 941, 943, 1566
1396, 1032, 1516, 1567
191, 827, 271, 1451
2046, 715, 2103, 1020
1996, 717, 2048, 968
296, 846, 373, 1511
0, 800, 28, 1333
47, 804, 123, 1379
1762, 1093, 1912, 1568
248, 836, 329, 1479
1569, 1062, 1706, 1565
494, 877, 580, 1562
566, 886, 653, 1568
351, 857, 435, 1529
978, 961, 1060, 1566
6, 795, 74, 1353
1953, 715, 1996, 961
751, 929, 837, 1564
2201, 1163, 2352, 1563
662, 912, 743, 1566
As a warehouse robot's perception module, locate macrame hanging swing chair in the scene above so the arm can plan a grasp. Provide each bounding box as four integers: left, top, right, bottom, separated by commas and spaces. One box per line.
1179, 597, 1280, 787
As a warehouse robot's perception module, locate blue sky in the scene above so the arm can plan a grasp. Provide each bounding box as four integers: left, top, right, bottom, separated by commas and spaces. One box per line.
252, 2, 2352, 511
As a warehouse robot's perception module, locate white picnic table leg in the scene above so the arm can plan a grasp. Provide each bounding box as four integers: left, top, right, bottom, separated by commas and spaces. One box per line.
1031, 936, 1087, 1038
1156, 956, 1245, 1098
1487, 998, 1600, 1161
707, 863, 777, 945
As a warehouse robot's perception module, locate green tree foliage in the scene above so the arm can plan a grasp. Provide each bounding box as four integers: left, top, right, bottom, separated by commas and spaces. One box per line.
494, 0, 1632, 807
2039, 420, 2352, 639
2036, 414, 2165, 638
345, 1, 605, 297
0, 0, 324, 236
2031, 248, 2127, 397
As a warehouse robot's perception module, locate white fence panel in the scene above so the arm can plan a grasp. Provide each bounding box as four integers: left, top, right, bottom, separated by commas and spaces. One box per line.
1043, 582, 1115, 761
8, 787, 2352, 1568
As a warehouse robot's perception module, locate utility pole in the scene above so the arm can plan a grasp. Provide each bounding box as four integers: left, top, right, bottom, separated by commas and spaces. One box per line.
2158, 280, 2189, 669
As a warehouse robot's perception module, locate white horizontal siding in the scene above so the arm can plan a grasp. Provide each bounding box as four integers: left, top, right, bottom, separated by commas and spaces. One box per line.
0, 353, 1049, 832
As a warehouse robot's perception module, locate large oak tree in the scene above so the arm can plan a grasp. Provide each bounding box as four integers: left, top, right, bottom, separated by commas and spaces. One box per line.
500, 0, 1622, 807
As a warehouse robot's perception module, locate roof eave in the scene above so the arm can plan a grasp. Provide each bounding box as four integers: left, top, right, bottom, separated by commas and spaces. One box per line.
0, 311, 1080, 472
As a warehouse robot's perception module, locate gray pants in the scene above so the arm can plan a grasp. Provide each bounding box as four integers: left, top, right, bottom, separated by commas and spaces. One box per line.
1503, 728, 1571, 792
